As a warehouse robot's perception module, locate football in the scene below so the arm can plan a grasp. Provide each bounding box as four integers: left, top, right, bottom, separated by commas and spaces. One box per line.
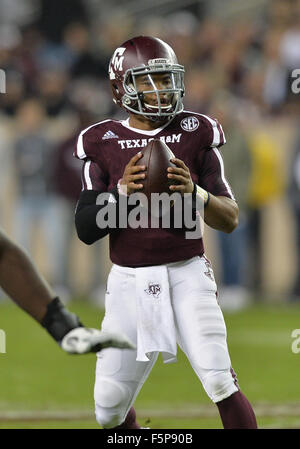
139, 139, 177, 201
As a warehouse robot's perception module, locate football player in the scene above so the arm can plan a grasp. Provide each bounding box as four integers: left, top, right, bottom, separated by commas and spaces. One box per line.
74, 36, 257, 429
0, 228, 134, 353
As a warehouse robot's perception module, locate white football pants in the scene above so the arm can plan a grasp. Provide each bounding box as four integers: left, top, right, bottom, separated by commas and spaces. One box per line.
94, 256, 238, 428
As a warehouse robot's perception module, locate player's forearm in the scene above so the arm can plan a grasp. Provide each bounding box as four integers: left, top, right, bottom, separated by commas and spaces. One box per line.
75, 188, 137, 244
75, 204, 110, 244
204, 195, 239, 233
75, 189, 116, 244
0, 231, 53, 321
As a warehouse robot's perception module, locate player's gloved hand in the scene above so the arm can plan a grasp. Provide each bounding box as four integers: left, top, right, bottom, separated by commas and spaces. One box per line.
61, 328, 136, 354
41, 297, 135, 354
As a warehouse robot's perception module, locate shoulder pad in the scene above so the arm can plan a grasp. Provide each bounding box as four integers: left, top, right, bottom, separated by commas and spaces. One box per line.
180, 111, 226, 149
74, 119, 113, 161
197, 113, 226, 148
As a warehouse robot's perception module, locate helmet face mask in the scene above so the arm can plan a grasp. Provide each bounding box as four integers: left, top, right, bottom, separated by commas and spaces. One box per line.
123, 64, 185, 119
109, 37, 185, 121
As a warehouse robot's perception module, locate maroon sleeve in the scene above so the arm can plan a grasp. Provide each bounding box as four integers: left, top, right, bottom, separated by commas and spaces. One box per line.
198, 114, 226, 149
81, 160, 108, 191
74, 126, 103, 162
199, 148, 235, 199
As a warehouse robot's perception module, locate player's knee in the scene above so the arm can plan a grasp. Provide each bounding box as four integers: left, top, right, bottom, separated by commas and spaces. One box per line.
95, 407, 122, 428
94, 378, 130, 428
202, 370, 238, 403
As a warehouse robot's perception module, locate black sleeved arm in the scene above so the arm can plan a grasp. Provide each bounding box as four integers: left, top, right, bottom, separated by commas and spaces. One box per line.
75, 158, 122, 244
75, 187, 119, 245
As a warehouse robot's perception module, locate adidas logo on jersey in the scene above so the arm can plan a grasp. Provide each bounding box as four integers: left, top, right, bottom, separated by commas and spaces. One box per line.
102, 130, 119, 140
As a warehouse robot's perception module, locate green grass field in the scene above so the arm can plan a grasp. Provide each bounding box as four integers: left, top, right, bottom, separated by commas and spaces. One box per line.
1, 299, 300, 429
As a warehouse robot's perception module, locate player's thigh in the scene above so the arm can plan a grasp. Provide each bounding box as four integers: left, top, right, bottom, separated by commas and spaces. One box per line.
95, 318, 158, 423
101, 268, 137, 342
95, 266, 158, 385
170, 256, 231, 370
94, 267, 158, 426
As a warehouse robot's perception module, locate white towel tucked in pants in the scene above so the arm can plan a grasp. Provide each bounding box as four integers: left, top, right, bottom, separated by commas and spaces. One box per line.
135, 265, 177, 363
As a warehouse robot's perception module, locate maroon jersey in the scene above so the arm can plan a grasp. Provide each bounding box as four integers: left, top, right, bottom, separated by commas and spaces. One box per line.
74, 111, 235, 267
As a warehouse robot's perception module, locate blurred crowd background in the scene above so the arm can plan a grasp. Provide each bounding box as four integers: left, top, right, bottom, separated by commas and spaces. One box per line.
0, 0, 299, 310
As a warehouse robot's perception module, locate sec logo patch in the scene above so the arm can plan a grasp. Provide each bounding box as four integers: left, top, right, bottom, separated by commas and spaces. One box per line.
180, 116, 199, 132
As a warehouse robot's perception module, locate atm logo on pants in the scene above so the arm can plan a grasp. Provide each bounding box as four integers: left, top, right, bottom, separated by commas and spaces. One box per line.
145, 283, 161, 298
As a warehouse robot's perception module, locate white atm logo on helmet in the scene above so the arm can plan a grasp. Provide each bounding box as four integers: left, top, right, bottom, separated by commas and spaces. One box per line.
180, 116, 199, 132
109, 47, 126, 79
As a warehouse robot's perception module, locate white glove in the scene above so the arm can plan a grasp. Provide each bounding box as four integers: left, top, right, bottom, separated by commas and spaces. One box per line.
60, 327, 136, 354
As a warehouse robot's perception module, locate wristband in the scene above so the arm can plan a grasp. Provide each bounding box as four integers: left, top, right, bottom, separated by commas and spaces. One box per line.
195, 184, 210, 207
117, 179, 128, 196
41, 297, 83, 343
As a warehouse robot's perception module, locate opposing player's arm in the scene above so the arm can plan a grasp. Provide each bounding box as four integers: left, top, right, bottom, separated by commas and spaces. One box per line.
0, 229, 134, 352
0, 230, 52, 321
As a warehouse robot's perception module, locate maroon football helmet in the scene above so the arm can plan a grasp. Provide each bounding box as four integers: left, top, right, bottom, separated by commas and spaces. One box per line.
108, 36, 185, 120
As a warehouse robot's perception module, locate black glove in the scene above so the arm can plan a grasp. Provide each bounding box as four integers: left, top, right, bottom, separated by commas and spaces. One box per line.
42, 298, 135, 354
